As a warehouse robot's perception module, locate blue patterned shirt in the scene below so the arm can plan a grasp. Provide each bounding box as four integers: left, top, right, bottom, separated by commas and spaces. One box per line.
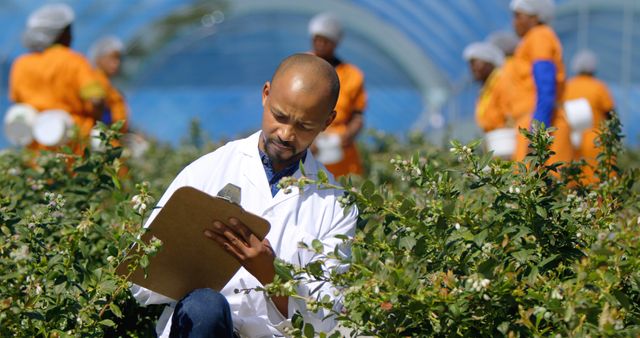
259, 149, 306, 197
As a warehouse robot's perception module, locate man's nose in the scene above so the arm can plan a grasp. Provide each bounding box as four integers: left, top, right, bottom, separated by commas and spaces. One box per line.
279, 124, 295, 142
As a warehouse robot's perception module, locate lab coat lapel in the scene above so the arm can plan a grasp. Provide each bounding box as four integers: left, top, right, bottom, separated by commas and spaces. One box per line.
239, 132, 272, 202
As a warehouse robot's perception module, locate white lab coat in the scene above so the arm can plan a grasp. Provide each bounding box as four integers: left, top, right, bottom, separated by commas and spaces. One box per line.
131, 131, 357, 338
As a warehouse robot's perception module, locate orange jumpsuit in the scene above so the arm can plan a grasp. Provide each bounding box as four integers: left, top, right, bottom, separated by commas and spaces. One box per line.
510, 25, 572, 164
564, 75, 614, 183
9, 44, 105, 148
475, 68, 510, 132
95, 69, 129, 132
324, 62, 367, 177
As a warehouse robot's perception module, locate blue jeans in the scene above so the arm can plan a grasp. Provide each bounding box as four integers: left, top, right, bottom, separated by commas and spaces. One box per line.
170, 288, 234, 338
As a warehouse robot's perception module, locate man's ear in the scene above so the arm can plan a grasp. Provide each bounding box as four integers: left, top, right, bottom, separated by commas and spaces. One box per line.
262, 82, 270, 107
322, 110, 337, 131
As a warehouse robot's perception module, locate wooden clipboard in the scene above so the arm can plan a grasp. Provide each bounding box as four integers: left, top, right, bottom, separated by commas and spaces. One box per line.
116, 186, 270, 300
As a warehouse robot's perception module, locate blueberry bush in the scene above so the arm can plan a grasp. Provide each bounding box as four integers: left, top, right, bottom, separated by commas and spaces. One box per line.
0, 114, 638, 337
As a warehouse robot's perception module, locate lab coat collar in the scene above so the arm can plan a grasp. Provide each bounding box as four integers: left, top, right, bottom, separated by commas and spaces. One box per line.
239, 131, 320, 207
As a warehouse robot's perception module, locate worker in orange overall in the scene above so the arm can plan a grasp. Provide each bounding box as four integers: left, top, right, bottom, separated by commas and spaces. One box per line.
564, 50, 615, 184
463, 41, 509, 133
10, 4, 105, 151
308, 13, 367, 177
509, 0, 573, 164
89, 35, 129, 133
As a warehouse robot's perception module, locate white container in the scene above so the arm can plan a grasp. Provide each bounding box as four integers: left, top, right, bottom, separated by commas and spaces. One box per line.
32, 109, 74, 146
123, 133, 150, 159
564, 98, 593, 132
485, 128, 517, 158
570, 130, 583, 149
4, 104, 37, 146
315, 132, 343, 165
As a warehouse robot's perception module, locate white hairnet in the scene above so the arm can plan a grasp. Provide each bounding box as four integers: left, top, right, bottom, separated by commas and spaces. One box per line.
571, 49, 598, 74
463, 42, 505, 66
308, 13, 343, 44
510, 0, 555, 23
487, 31, 520, 56
22, 4, 75, 52
88, 36, 125, 65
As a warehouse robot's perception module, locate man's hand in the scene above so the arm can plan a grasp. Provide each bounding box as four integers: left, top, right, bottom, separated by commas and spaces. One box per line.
204, 218, 289, 316
204, 218, 276, 285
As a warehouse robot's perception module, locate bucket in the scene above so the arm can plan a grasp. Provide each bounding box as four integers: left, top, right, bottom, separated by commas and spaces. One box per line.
570, 130, 583, 149
4, 104, 37, 146
564, 98, 593, 132
315, 133, 343, 165
485, 128, 517, 158
32, 109, 74, 146
123, 133, 150, 159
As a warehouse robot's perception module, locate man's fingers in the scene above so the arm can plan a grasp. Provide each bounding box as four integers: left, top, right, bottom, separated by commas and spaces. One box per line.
204, 230, 246, 260
228, 217, 254, 242
212, 220, 249, 247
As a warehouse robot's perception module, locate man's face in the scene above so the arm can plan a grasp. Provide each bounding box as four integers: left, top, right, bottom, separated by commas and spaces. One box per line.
260, 74, 335, 169
97, 51, 122, 77
469, 59, 495, 82
312, 35, 337, 61
513, 11, 539, 37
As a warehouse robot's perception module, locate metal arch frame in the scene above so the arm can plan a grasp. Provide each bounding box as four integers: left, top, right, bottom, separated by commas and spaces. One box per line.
555, 0, 640, 14
228, 0, 452, 131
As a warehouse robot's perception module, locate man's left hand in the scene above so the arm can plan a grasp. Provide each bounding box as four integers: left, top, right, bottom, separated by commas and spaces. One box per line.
204, 218, 276, 285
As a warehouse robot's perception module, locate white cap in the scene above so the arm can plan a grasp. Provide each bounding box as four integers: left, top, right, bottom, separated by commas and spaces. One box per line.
487, 31, 520, 56
510, 0, 555, 23
22, 4, 75, 51
571, 49, 597, 74
308, 13, 343, 44
463, 42, 505, 66
88, 35, 125, 65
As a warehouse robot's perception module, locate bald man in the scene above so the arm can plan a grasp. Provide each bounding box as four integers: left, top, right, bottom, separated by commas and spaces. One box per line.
131, 54, 357, 338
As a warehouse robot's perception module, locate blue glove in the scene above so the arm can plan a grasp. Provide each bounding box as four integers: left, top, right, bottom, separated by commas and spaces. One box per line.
101, 107, 113, 125
531, 60, 556, 128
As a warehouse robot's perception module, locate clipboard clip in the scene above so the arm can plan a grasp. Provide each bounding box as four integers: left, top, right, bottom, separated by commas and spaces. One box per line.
217, 183, 241, 205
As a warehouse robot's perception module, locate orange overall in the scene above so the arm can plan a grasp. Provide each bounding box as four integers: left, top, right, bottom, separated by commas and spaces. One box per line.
324, 62, 367, 177
10, 44, 105, 150
475, 67, 511, 132
564, 75, 615, 183
95, 69, 129, 132
510, 25, 572, 164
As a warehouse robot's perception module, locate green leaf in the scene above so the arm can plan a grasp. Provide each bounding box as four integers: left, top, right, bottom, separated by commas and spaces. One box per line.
612, 289, 632, 309
370, 194, 384, 208
98, 279, 118, 294
110, 303, 123, 318
312, 239, 324, 253
399, 236, 416, 250
317, 169, 328, 184
111, 175, 122, 190
511, 249, 535, 264
535, 206, 547, 218
473, 229, 488, 247
274, 259, 293, 281
361, 180, 375, 197
304, 323, 315, 338
527, 266, 539, 285
99, 319, 116, 327
299, 162, 306, 176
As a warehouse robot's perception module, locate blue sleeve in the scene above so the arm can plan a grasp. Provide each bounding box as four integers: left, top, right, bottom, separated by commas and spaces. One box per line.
531, 60, 557, 128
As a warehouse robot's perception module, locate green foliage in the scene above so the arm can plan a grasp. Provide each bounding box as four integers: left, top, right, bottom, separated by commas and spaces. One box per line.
0, 124, 163, 336
276, 113, 640, 337
1, 115, 638, 337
